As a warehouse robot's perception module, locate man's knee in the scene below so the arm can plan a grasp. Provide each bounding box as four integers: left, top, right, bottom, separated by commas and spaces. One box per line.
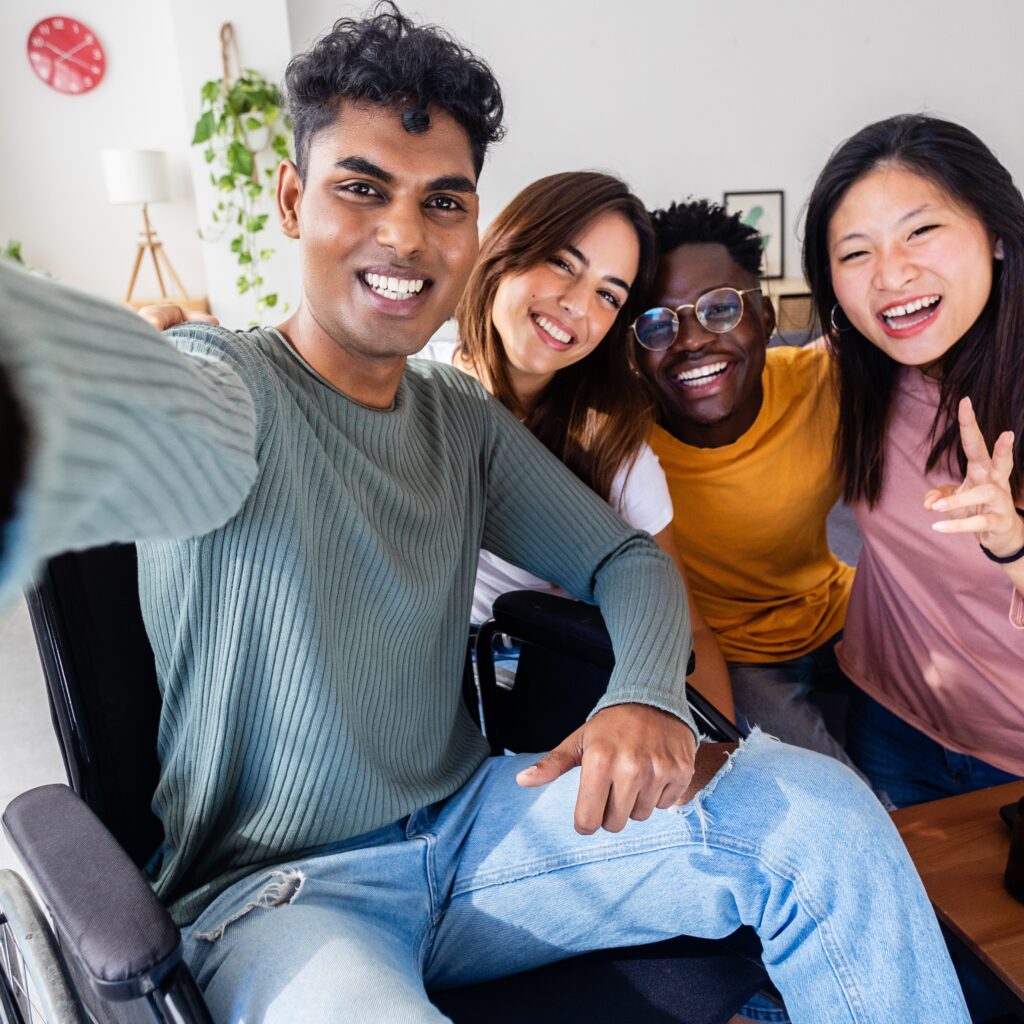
720, 731, 892, 843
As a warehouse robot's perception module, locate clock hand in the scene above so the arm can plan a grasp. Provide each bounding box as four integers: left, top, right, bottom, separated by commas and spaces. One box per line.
64, 53, 97, 72
61, 39, 90, 61
41, 38, 89, 63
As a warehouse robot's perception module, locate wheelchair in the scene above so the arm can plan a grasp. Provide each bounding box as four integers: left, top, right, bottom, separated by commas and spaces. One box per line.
1, 544, 772, 1023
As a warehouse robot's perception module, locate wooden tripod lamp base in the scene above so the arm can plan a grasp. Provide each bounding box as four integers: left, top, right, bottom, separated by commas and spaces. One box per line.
124, 203, 192, 306
102, 149, 207, 312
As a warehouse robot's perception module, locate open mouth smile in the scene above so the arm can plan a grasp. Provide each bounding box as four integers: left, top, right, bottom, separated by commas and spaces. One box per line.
878, 294, 942, 336
531, 313, 577, 350
672, 360, 734, 392
360, 271, 429, 303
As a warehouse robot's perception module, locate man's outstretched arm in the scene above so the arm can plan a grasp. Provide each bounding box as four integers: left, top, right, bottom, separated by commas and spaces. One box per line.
480, 399, 703, 832
0, 261, 258, 606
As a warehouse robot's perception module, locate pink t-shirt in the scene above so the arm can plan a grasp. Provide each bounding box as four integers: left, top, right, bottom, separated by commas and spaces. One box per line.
837, 368, 1024, 776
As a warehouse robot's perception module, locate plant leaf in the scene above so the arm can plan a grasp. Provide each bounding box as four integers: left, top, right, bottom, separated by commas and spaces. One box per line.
192, 110, 215, 145
228, 141, 254, 178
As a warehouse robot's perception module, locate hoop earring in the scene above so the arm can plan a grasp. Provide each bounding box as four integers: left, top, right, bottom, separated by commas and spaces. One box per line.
830, 302, 851, 333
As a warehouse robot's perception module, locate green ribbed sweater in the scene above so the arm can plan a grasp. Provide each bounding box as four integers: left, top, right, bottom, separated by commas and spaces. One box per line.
0, 261, 694, 925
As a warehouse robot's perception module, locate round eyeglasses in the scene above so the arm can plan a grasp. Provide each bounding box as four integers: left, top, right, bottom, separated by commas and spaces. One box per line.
631, 287, 762, 351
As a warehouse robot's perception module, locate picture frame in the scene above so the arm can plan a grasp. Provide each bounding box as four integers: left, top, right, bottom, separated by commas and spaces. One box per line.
723, 190, 785, 279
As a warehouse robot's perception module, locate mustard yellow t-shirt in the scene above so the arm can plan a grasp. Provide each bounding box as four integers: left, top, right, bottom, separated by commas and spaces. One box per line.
650, 345, 854, 663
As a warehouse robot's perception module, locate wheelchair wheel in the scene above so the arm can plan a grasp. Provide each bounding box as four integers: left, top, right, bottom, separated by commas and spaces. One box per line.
0, 870, 80, 1023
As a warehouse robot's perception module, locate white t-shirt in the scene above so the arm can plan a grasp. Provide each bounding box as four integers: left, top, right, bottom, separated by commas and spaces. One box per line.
414, 340, 674, 623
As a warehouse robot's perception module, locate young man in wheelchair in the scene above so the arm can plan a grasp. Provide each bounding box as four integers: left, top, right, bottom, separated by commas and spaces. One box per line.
0, 5, 968, 1022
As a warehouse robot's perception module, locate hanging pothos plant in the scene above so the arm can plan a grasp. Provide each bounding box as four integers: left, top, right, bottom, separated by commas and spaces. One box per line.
191, 24, 292, 312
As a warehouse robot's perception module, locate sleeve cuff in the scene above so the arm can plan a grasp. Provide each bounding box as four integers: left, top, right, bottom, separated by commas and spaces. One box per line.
587, 690, 700, 746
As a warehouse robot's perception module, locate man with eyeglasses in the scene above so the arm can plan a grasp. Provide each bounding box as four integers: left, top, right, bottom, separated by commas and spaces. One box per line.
634, 198, 860, 776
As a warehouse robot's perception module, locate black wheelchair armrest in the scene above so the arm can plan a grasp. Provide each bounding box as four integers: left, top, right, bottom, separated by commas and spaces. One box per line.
490, 590, 615, 668
489, 590, 697, 677
480, 591, 740, 747
2, 783, 182, 1002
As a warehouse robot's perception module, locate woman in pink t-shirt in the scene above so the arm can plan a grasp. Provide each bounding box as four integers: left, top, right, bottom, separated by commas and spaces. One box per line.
802, 114, 1024, 808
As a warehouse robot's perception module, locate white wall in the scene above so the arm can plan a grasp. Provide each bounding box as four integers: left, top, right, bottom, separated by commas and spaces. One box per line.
0, 0, 205, 301
5, 1, 1023, 317
166, 0, 300, 325
288, 0, 1024, 285
1, 0, 298, 322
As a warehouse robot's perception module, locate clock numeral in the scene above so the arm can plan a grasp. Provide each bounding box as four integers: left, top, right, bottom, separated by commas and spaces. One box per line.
85, 34, 94, 43
53, 18, 64, 29
83, 76, 93, 87
32, 36, 44, 47
92, 49, 101, 59
72, 22, 80, 34
39, 24, 49, 35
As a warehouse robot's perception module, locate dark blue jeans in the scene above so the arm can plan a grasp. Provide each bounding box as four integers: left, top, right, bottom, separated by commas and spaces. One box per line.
846, 688, 1021, 810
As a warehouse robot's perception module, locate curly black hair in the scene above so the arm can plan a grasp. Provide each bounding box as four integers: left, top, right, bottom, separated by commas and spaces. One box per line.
649, 198, 764, 275
284, 2, 505, 180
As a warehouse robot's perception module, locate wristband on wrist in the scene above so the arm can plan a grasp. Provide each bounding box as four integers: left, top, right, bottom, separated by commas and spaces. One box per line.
980, 508, 1024, 564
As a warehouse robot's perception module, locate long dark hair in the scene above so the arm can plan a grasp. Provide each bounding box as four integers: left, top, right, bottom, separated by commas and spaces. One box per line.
456, 171, 656, 502
803, 114, 1024, 505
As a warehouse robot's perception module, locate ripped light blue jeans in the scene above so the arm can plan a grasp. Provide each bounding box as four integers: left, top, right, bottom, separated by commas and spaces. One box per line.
182, 732, 968, 1024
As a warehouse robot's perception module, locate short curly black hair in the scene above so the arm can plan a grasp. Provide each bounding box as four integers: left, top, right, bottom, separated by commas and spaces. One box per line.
649, 199, 764, 275
284, 2, 505, 181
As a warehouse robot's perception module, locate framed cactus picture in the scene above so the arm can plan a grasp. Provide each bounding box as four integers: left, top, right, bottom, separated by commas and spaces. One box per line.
723, 190, 784, 279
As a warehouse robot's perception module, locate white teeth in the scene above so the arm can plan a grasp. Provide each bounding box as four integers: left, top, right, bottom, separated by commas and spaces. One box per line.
363, 273, 425, 301
534, 314, 573, 344
674, 361, 728, 384
882, 295, 940, 320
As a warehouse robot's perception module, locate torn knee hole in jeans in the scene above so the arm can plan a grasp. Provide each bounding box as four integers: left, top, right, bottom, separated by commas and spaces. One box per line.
669, 726, 767, 847
195, 869, 305, 942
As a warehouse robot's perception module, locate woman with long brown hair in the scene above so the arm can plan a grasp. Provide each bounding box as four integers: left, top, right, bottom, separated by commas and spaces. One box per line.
419, 171, 734, 716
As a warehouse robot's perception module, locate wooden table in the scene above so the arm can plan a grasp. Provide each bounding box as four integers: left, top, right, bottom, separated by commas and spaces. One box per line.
893, 781, 1024, 1007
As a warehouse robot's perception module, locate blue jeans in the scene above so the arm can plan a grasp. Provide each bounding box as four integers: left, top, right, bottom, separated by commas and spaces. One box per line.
183, 733, 967, 1023
729, 634, 863, 778
846, 689, 1022, 809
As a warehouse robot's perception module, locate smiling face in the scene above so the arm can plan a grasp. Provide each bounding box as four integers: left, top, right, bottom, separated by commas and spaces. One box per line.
828, 165, 998, 372
489, 212, 640, 400
279, 100, 480, 364
638, 243, 774, 448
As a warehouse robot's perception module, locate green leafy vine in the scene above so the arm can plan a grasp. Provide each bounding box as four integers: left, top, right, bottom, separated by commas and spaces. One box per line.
191, 47, 292, 313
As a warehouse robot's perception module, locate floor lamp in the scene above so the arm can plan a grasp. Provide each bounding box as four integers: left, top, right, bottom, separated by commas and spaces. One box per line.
102, 149, 191, 306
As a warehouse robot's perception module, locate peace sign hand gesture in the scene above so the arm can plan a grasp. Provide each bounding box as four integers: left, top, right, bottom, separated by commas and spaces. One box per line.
925, 397, 1024, 560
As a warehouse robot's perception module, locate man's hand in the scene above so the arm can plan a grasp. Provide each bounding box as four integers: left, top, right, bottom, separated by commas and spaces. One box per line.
137, 305, 219, 333
516, 703, 706, 834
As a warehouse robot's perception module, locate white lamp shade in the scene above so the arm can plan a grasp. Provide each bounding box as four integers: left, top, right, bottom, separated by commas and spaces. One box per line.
101, 149, 171, 205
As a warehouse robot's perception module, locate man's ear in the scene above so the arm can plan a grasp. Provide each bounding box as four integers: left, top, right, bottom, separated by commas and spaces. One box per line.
761, 292, 777, 338
277, 159, 303, 239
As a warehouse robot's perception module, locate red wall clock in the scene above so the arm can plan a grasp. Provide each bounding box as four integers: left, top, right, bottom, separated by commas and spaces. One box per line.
27, 16, 106, 95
